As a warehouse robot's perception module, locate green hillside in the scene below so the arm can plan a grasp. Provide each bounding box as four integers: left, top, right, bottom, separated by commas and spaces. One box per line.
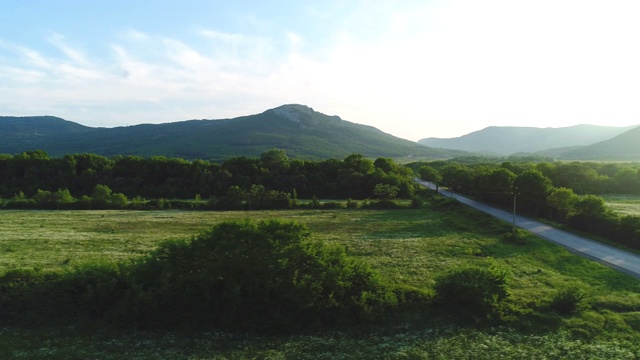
0, 105, 460, 160
0, 116, 93, 152
419, 124, 635, 156
561, 125, 640, 160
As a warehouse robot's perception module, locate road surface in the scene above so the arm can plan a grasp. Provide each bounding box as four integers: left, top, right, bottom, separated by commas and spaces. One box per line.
415, 178, 640, 280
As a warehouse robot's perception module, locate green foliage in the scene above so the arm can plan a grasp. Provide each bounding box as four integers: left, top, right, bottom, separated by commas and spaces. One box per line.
5, 191, 36, 209
373, 183, 400, 200
476, 167, 516, 207
91, 184, 113, 208
91, 184, 128, 208
434, 263, 509, 319
417, 165, 441, 183
2, 326, 640, 359
260, 148, 290, 172
514, 169, 553, 216
0, 269, 51, 324
567, 195, 615, 234
550, 286, 590, 315
502, 230, 527, 245
412, 159, 640, 251
121, 219, 398, 330
547, 187, 578, 221
572, 194, 608, 218
0, 218, 403, 331
0, 150, 420, 204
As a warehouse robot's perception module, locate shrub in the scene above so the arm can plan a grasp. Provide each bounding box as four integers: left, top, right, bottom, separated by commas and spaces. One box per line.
434, 263, 509, 319
0, 269, 59, 324
5, 192, 36, 209
410, 196, 424, 208
373, 183, 400, 200
122, 219, 398, 331
363, 199, 401, 209
0, 265, 131, 325
550, 286, 589, 315
56, 263, 130, 319
147, 198, 171, 209
320, 201, 346, 209
502, 231, 527, 245
346, 198, 360, 209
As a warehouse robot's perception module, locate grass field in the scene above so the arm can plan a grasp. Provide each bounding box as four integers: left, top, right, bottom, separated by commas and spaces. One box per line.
2, 204, 640, 358
604, 194, 640, 216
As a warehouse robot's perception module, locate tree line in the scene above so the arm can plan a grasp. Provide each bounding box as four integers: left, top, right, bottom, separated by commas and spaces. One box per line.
0, 149, 419, 209
410, 159, 640, 249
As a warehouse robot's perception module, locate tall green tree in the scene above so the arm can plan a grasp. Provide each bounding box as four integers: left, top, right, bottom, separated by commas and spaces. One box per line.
260, 148, 290, 172
418, 165, 441, 184
514, 169, 553, 216
547, 187, 578, 221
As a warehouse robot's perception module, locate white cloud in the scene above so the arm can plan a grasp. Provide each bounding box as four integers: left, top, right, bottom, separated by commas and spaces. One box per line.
287, 32, 302, 47
0, 66, 45, 83
122, 29, 149, 41
199, 30, 245, 43
18, 47, 53, 69
162, 38, 217, 73
46, 32, 90, 66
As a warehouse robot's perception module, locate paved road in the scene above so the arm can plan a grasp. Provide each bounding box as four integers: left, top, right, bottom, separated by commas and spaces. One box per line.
415, 178, 640, 279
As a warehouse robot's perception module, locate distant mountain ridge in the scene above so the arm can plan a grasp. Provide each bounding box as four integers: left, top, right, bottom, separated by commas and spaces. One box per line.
561, 125, 640, 160
418, 124, 637, 156
0, 105, 461, 161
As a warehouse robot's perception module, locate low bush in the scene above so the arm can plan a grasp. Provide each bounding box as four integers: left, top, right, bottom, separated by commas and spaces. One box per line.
502, 231, 527, 245
0, 269, 58, 324
120, 219, 400, 331
550, 286, 589, 315
434, 263, 509, 319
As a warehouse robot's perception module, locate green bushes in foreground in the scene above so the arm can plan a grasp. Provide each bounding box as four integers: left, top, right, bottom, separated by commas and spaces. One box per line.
433, 264, 510, 319
0, 219, 424, 332
121, 219, 404, 330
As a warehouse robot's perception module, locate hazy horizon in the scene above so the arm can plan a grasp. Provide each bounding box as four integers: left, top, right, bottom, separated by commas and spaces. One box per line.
2, 0, 640, 141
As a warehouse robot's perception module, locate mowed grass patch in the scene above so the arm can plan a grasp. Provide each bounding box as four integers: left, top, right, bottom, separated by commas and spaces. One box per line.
603, 194, 640, 216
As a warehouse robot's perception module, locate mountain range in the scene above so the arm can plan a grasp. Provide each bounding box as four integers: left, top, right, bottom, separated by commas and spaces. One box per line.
3, 105, 640, 161
419, 124, 640, 160
0, 104, 460, 161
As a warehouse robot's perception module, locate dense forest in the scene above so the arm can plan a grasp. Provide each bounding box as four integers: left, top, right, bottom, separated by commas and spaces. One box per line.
0, 149, 417, 209
409, 159, 640, 249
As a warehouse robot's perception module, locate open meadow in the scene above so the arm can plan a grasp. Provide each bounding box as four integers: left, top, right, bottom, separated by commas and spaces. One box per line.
604, 195, 640, 217
2, 203, 640, 359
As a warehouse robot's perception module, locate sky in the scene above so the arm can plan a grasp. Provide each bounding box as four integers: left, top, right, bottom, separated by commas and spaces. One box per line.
1, 0, 640, 141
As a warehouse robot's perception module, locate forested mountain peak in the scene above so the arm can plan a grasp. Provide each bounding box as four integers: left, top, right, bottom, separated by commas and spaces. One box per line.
0, 105, 459, 160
